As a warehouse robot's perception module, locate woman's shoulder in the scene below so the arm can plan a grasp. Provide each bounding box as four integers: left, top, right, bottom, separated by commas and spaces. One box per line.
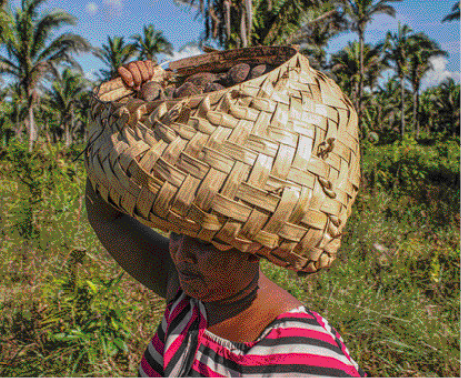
249, 306, 366, 376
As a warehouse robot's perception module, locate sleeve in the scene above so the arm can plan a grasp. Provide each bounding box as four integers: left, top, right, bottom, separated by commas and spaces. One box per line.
310, 310, 367, 377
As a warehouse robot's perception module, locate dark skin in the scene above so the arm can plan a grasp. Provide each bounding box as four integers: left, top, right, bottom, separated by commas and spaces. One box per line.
85, 60, 302, 343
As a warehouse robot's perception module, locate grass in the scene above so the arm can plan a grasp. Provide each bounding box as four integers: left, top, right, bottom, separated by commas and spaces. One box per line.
0, 140, 459, 377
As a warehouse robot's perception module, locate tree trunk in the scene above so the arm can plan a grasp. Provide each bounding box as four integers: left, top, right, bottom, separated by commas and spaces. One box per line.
66, 107, 74, 149
358, 26, 365, 132
64, 122, 70, 148
245, 0, 252, 45
28, 105, 36, 152
415, 86, 420, 138
400, 75, 405, 138
240, 5, 248, 48
412, 89, 417, 135
14, 116, 24, 142
224, 0, 231, 41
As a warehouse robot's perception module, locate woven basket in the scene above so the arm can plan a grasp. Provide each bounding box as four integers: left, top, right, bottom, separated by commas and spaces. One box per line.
85, 46, 360, 273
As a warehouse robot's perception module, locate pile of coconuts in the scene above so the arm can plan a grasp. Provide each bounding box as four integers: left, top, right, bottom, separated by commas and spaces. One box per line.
137, 62, 277, 102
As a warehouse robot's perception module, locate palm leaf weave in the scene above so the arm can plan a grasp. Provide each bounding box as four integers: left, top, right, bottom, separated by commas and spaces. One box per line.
85, 46, 360, 273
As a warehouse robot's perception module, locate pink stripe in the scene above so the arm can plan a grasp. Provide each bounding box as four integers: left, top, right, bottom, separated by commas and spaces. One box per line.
169, 296, 189, 320
311, 311, 355, 362
192, 360, 225, 377
277, 311, 316, 320
264, 327, 338, 346
151, 333, 164, 355
200, 339, 359, 373
163, 309, 198, 362
140, 356, 162, 377
331, 327, 354, 361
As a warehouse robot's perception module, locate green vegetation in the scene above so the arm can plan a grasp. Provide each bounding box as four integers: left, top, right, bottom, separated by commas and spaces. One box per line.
0, 137, 459, 377
0, 0, 459, 376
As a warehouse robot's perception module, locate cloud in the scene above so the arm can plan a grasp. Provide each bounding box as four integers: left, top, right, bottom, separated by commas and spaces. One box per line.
173, 0, 200, 10
164, 45, 203, 64
84, 68, 99, 82
103, 0, 123, 9
85, 2, 98, 16
102, 0, 123, 19
422, 56, 460, 89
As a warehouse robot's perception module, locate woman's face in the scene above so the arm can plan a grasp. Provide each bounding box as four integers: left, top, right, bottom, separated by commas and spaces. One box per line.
169, 233, 257, 302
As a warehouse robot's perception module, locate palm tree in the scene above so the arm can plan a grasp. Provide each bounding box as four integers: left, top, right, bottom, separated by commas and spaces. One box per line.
330, 41, 383, 112
174, 0, 334, 49
47, 68, 89, 147
383, 23, 420, 137
174, 0, 253, 48
442, 1, 460, 22
95, 36, 138, 81
343, 0, 401, 128
0, 0, 92, 151
407, 35, 447, 137
286, 2, 348, 70
0, 0, 11, 44
131, 24, 173, 62
433, 79, 460, 136
375, 78, 400, 135
0, 83, 28, 143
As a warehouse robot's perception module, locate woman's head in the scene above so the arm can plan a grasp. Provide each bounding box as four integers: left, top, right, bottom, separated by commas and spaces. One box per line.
169, 233, 259, 302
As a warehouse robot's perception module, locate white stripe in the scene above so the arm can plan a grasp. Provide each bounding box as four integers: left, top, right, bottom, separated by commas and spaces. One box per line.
161, 314, 167, 332
147, 340, 164, 366
261, 319, 331, 337
138, 364, 147, 377
195, 348, 241, 377
243, 372, 333, 378
169, 291, 187, 316
249, 341, 348, 361
320, 317, 360, 371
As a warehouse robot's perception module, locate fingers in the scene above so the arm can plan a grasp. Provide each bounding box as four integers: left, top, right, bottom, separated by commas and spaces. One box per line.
127, 62, 142, 90
145, 60, 155, 78
117, 66, 134, 88
137, 61, 151, 83
117, 60, 156, 90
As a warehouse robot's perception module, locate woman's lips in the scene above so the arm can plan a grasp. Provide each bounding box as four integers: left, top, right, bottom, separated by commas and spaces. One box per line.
178, 270, 202, 281
176, 263, 203, 281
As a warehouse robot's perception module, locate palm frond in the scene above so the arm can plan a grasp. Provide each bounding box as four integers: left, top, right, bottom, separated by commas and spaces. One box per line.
31, 10, 77, 59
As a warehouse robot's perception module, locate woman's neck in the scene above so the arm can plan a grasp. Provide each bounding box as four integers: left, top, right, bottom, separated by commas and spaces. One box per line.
204, 269, 260, 327
204, 271, 304, 343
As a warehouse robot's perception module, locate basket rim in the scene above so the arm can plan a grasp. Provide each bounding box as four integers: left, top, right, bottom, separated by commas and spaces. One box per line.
94, 45, 301, 103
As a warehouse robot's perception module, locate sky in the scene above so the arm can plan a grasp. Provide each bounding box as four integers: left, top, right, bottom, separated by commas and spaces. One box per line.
5, 0, 461, 90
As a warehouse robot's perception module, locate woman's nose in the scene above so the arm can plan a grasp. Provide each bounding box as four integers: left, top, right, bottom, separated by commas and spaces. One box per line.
172, 234, 197, 264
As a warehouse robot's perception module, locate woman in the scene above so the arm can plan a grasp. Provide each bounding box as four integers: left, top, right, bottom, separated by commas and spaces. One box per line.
86, 60, 366, 377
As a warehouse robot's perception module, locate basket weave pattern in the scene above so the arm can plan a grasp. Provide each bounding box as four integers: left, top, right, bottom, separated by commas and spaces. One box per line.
85, 47, 360, 273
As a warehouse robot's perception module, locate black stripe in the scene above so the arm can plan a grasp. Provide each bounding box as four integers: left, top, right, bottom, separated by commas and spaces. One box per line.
267, 316, 320, 329
168, 302, 191, 334
167, 315, 201, 375
168, 289, 184, 306
198, 344, 242, 372
241, 363, 356, 377
188, 366, 204, 377
179, 329, 201, 376
156, 321, 165, 343
256, 335, 343, 354
143, 348, 163, 375
358, 366, 367, 377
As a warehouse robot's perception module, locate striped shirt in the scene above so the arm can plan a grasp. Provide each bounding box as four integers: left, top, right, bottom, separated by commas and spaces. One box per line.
139, 290, 366, 377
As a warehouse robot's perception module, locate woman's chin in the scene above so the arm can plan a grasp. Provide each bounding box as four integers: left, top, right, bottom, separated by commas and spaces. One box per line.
181, 281, 226, 302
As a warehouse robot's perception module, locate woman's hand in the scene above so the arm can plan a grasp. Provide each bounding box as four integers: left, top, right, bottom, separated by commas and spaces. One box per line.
117, 60, 156, 90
